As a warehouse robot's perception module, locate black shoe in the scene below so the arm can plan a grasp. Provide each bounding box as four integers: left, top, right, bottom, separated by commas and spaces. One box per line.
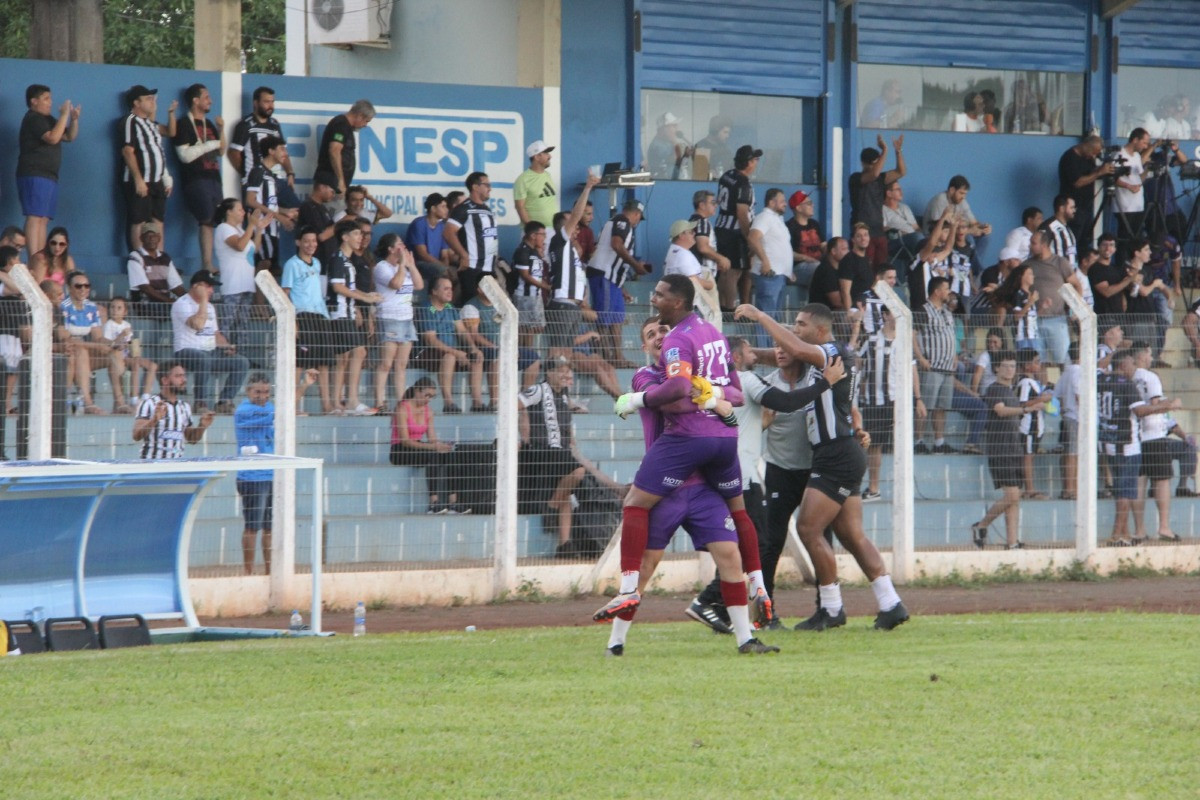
874, 601, 910, 630
794, 607, 847, 632
443, 402, 462, 415
737, 637, 780, 654
1004, 541, 1026, 550
971, 524, 988, 549
685, 598, 733, 635
606, 644, 624, 657
1176, 486, 1197, 498
914, 442, 930, 455
931, 443, 959, 454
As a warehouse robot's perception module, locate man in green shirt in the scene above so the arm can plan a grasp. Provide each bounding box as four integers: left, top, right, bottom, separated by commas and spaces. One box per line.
514, 140, 558, 229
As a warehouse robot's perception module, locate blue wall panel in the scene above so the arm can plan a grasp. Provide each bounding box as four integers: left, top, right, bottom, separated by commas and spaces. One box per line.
1114, 0, 1200, 68
855, 0, 1090, 72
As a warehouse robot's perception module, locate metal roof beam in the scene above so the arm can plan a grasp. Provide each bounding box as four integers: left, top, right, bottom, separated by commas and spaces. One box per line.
1102, 0, 1143, 19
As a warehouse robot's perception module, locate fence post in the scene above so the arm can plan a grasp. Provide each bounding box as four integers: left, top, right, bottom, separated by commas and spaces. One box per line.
1061, 286, 1097, 562
479, 276, 518, 598
7, 265, 52, 461
874, 281, 915, 581
255, 271, 298, 608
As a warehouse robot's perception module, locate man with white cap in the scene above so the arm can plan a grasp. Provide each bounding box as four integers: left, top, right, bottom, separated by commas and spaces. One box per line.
646, 111, 690, 179
663, 219, 717, 324
515, 140, 557, 229
970, 245, 1022, 322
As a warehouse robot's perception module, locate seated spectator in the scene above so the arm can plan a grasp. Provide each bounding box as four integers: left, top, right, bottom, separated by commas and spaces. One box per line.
664, 219, 718, 325
1146, 230, 1182, 366
694, 114, 733, 178
405, 192, 452, 288
60, 271, 114, 414
1003, 206, 1043, 262
952, 350, 987, 455
212, 198, 270, 347
171, 270, 249, 413
786, 190, 823, 287
0, 251, 27, 441
970, 351, 1027, 549
413, 274, 483, 414
914, 276, 958, 454
881, 182, 921, 261
335, 184, 393, 225
809, 236, 849, 310
1182, 294, 1200, 367
372, 233, 423, 412
462, 287, 542, 409
29, 225, 75, 287
102, 296, 157, 412
1015, 350, 1051, 499
281, 227, 335, 413
969, 247, 1020, 323
646, 111, 689, 179
860, 79, 909, 129
953, 91, 994, 133
907, 211, 958, 309
922, 175, 991, 238
326, 218, 382, 415
970, 327, 1008, 397
0, 226, 27, 259
568, 315, 623, 401
126, 222, 185, 319
389, 377, 465, 514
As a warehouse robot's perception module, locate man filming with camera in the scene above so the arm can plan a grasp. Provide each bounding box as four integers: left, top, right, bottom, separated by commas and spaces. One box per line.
1058, 135, 1113, 249
1112, 128, 1152, 241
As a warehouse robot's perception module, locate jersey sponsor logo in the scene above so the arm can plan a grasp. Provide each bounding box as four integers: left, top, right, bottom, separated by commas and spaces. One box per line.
665, 347, 680, 363
661, 476, 684, 488
717, 479, 740, 491
838, 486, 852, 497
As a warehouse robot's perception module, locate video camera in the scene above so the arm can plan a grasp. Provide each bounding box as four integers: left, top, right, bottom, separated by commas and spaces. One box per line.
1101, 145, 1133, 178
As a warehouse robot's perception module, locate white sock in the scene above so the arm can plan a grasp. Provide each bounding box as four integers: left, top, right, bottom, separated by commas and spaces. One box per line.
728, 604, 753, 645
819, 583, 843, 616
871, 574, 902, 612
619, 571, 639, 594
934, 437, 946, 446
608, 617, 632, 649
746, 569, 766, 597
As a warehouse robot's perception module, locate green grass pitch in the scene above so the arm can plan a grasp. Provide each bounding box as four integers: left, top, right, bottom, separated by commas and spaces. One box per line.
4, 613, 1198, 799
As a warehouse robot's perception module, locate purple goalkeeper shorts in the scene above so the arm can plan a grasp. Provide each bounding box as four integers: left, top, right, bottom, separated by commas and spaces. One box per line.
633, 434, 743, 499
647, 482, 738, 552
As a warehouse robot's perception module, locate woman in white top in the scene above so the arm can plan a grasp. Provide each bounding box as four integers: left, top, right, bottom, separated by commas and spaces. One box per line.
211, 198, 270, 345
372, 233, 423, 411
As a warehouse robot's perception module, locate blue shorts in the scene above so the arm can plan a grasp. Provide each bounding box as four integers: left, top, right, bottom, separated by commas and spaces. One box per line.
633, 433, 742, 499
1109, 453, 1141, 500
481, 345, 539, 371
378, 317, 418, 344
647, 481, 738, 551
237, 480, 273, 529
587, 273, 625, 325
17, 176, 58, 219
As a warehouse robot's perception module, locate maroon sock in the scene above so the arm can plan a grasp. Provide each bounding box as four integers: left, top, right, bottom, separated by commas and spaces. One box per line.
617, 608, 637, 622
620, 506, 649, 574
719, 580, 748, 608
731, 509, 762, 573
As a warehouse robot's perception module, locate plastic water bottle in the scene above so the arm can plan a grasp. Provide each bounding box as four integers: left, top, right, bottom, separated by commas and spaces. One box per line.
353, 602, 366, 637
289, 609, 303, 634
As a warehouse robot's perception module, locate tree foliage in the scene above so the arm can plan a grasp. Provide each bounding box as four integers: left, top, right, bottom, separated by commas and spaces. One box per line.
0, 0, 284, 73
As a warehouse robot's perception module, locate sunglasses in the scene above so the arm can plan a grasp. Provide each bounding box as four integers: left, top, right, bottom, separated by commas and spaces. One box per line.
49, 241, 67, 247
72, 283, 90, 289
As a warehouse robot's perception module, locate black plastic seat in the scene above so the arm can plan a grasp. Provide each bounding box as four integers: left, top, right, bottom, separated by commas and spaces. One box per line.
44, 617, 98, 651
98, 614, 152, 649
4, 620, 46, 654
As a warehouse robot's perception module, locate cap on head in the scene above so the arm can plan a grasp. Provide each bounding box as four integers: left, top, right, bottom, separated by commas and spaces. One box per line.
734, 145, 764, 168
658, 111, 680, 127
788, 190, 810, 209
669, 219, 698, 240
140, 222, 162, 237
190, 270, 221, 287
126, 84, 157, 107
998, 246, 1021, 262
524, 140, 555, 159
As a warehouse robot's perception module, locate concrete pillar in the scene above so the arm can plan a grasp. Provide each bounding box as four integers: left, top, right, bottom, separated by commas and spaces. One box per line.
517, 0, 561, 88
195, 0, 242, 72
30, 0, 104, 64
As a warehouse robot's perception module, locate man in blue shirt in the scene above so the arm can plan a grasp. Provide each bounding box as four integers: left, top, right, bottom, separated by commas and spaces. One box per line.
281, 227, 334, 413
414, 274, 482, 413
404, 192, 451, 289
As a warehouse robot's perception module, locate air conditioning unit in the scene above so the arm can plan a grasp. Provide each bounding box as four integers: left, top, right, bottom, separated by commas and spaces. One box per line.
308, 0, 394, 47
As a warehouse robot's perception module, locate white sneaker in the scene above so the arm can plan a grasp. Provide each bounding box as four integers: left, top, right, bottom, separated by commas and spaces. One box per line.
349, 403, 376, 416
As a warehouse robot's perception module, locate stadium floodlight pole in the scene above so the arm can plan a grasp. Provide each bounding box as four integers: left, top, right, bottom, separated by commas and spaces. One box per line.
874, 280, 915, 582
256, 271, 299, 610
1061, 285, 1097, 562
7, 265, 52, 460
478, 275, 518, 597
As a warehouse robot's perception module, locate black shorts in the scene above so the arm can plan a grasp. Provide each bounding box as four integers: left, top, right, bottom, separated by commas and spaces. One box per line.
715, 228, 748, 271
124, 180, 167, 224
328, 317, 366, 355
183, 177, 223, 224
296, 312, 336, 368
518, 445, 581, 511
860, 405, 894, 450
987, 453, 1022, 489
1140, 438, 1173, 481
808, 438, 867, 504
545, 301, 582, 350
1022, 433, 1041, 455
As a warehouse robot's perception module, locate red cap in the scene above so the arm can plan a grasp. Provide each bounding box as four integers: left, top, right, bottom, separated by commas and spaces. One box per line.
788, 190, 811, 209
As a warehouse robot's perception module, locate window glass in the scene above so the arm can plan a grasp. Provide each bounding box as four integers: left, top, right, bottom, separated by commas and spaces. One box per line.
856, 64, 1084, 135
640, 89, 814, 183
1116, 66, 1200, 140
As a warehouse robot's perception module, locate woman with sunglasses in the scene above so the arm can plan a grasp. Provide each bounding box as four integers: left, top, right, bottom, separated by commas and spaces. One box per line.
30, 226, 77, 286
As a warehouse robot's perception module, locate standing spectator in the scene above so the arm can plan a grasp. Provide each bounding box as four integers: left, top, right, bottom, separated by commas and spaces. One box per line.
1182, 295, 1200, 367
29, 225, 77, 287
1113, 128, 1152, 241
512, 221, 550, 348
809, 236, 849, 310
970, 352, 1028, 549
313, 99, 376, 209
372, 233, 422, 411
335, 185, 394, 225
714, 144, 762, 309
1146, 230, 1182, 366
695, 115, 734, 178
244, 135, 298, 270
413, 275, 482, 414
907, 212, 958, 310
663, 219, 718, 325
60, 271, 114, 414
848, 134, 905, 267
881, 182, 921, 263
102, 296, 156, 412
406, 192, 452, 287
1015, 350, 1051, 499
914, 276, 958, 454
281, 228, 335, 413
127, 222, 185, 317
229, 86, 295, 188
860, 79, 908, 128
133, 361, 214, 459
1025, 230, 1082, 370
326, 219, 381, 415
1089, 233, 1133, 328
390, 377, 463, 514
992, 264, 1040, 355
1131, 344, 1186, 542
234, 373, 279, 574
17, 83, 79, 255
576, 200, 597, 264
298, 178, 338, 270
1055, 342, 1082, 500
171, 271, 249, 413
1099, 350, 1146, 546
1058, 135, 1113, 249
1123, 239, 1163, 361
923, 175, 992, 238
1044, 194, 1078, 266
747, 189, 794, 347
514, 140, 557, 228
839, 223, 875, 314
546, 182, 597, 363
688, 189, 728, 328
589, 192, 647, 367
121, 85, 177, 251
443, 172, 499, 303
173, 83, 225, 272
212, 198, 269, 347
1003, 206, 1043, 262
786, 190, 823, 288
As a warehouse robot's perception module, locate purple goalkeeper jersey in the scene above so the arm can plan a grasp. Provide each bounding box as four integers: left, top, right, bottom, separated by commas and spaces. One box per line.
657, 312, 740, 439
634, 365, 703, 489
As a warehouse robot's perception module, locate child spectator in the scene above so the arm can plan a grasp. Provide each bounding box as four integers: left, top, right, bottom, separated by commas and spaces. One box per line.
102, 296, 157, 413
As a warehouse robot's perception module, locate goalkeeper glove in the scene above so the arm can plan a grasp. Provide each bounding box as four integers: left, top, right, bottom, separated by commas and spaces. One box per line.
614, 392, 646, 419
690, 375, 724, 410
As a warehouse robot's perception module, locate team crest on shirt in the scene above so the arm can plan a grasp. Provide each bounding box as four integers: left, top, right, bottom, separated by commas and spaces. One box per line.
665, 347, 680, 363
723, 516, 735, 531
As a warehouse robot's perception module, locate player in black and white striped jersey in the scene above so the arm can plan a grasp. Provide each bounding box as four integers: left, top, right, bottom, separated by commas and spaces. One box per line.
120, 85, 177, 251
735, 300, 909, 632
546, 176, 599, 362
132, 361, 213, 460
588, 198, 648, 367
